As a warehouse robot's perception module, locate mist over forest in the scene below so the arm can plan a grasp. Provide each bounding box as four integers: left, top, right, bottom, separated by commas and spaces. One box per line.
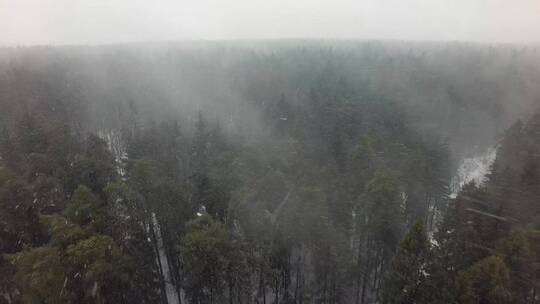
3, 41, 539, 153
1, 40, 540, 304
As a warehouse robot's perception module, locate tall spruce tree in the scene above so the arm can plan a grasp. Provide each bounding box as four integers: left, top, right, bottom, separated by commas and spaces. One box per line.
382, 221, 431, 304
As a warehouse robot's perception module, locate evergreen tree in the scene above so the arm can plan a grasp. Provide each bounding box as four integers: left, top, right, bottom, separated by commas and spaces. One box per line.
456, 256, 513, 304
382, 221, 431, 304
180, 215, 240, 304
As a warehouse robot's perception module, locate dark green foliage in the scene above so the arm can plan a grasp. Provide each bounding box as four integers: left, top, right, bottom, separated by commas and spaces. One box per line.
65, 185, 104, 228
9, 215, 133, 304
66, 135, 116, 196
1, 42, 539, 303
382, 221, 431, 304
456, 256, 512, 304
180, 215, 246, 304
496, 229, 538, 304
366, 170, 404, 256
430, 113, 540, 304
0, 167, 47, 253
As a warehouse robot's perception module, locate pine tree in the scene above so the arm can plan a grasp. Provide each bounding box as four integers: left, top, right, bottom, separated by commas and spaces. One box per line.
456, 256, 512, 304
180, 215, 240, 304
382, 221, 431, 304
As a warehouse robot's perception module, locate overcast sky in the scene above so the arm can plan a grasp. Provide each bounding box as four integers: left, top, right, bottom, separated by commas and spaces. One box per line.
1, 0, 539, 46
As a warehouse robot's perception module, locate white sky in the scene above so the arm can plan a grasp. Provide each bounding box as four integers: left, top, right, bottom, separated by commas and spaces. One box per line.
1, 0, 539, 46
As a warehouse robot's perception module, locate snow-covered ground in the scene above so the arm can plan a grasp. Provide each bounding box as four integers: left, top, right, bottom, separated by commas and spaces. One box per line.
98, 130, 128, 177
428, 145, 498, 240
450, 146, 498, 198
152, 213, 180, 304
99, 130, 181, 304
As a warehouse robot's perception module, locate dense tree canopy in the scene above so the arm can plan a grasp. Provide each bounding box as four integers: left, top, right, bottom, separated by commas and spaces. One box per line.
0, 41, 539, 303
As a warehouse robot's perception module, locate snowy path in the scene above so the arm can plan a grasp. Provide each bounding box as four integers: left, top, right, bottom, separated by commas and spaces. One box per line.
450, 146, 498, 198
100, 130, 181, 304
152, 213, 180, 304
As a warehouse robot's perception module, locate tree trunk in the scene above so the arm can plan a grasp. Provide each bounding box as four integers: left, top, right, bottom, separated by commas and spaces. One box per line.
360, 244, 372, 304
148, 220, 167, 304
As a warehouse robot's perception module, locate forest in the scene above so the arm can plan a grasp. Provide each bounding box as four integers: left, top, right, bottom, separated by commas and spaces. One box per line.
0, 41, 539, 304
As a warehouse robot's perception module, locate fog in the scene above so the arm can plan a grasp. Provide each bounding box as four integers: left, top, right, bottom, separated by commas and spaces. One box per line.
2, 2, 540, 304
2, 0, 540, 46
